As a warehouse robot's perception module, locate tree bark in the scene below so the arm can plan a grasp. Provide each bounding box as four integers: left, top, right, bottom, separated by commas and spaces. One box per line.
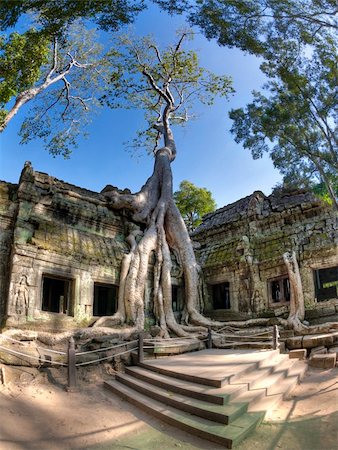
277, 251, 338, 335
94, 120, 223, 335
283, 251, 307, 332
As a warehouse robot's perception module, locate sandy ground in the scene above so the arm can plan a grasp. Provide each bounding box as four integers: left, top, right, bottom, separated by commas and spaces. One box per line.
0, 364, 337, 450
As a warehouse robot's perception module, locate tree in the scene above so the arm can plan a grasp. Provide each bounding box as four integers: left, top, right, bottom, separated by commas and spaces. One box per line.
0, 1, 144, 156
283, 251, 305, 333
229, 35, 338, 209
174, 180, 216, 232
93, 31, 232, 336
0, 0, 144, 34
312, 179, 338, 206
0, 24, 108, 157
155, 0, 338, 55
154, 2, 338, 210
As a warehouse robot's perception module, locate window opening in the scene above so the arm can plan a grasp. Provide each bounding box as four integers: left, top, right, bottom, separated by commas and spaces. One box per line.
42, 275, 72, 314
212, 282, 230, 310
314, 266, 338, 301
93, 283, 118, 316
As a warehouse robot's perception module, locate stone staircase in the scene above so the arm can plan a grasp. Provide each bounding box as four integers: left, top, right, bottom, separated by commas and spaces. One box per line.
104, 349, 307, 448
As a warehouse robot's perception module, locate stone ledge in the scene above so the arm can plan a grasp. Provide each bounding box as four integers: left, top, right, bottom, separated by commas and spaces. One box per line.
289, 349, 307, 359
309, 353, 336, 369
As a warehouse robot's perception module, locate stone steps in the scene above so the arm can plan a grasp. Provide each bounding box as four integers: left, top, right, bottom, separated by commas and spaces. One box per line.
104, 378, 264, 448
115, 371, 247, 424
104, 349, 307, 448
136, 349, 281, 387
215, 341, 274, 350
147, 338, 203, 355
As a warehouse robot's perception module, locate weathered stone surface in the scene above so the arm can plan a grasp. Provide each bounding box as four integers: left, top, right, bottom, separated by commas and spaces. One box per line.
279, 329, 295, 338
309, 353, 336, 369
328, 346, 338, 356
309, 346, 327, 357
320, 306, 337, 317
302, 334, 335, 349
1, 162, 337, 330
0, 342, 42, 367
279, 341, 286, 353
289, 349, 307, 359
193, 185, 338, 317
286, 336, 304, 349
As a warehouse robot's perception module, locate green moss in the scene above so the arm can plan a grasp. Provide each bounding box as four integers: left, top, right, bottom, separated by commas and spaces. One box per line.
15, 227, 33, 244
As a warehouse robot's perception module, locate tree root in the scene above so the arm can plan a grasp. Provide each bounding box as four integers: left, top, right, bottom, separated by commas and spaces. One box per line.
2, 326, 138, 346
97, 145, 227, 338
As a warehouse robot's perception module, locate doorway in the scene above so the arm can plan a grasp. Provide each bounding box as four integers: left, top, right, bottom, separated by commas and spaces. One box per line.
211, 282, 231, 310
42, 275, 73, 315
93, 283, 118, 316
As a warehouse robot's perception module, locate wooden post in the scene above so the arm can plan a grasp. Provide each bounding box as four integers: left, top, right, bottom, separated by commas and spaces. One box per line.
272, 325, 279, 350
67, 336, 77, 392
207, 326, 212, 349
138, 332, 144, 363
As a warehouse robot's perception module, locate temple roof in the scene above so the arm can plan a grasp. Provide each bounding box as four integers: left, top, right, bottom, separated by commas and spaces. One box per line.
192, 189, 321, 235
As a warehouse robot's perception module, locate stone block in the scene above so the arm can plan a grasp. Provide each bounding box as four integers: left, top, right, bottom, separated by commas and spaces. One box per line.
309, 346, 327, 357
286, 336, 303, 349
328, 346, 338, 356
305, 309, 320, 319
302, 333, 334, 348
320, 306, 336, 317
289, 349, 307, 359
277, 342, 286, 353
280, 329, 295, 339
309, 353, 336, 369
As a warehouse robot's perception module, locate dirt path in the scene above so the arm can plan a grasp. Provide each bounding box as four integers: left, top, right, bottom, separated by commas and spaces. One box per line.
0, 365, 337, 450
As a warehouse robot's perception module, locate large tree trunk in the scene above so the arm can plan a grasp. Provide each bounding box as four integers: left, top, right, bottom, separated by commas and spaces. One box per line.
283, 251, 306, 333
279, 252, 338, 335
94, 125, 221, 335
283, 252, 306, 332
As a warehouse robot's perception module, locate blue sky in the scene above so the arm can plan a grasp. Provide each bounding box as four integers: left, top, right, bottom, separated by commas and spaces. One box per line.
0, 5, 282, 208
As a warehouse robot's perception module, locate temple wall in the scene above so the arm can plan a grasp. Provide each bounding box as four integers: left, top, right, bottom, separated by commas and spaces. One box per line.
193, 191, 338, 319
1, 163, 337, 329
5, 163, 130, 329
0, 181, 18, 326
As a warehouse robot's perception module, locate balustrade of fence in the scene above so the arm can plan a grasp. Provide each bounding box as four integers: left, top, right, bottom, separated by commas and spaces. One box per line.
0, 325, 279, 390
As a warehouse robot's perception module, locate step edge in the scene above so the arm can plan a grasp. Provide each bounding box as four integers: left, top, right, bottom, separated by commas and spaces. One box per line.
125, 366, 226, 405
116, 372, 247, 424
104, 379, 261, 448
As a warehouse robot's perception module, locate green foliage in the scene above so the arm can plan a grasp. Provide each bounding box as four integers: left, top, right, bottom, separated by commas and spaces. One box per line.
0, 0, 143, 155
1, 23, 107, 157
229, 34, 338, 207
174, 180, 216, 231
0, 108, 7, 129
102, 31, 233, 152
0, 0, 144, 33
312, 178, 338, 206
155, 1, 338, 55
0, 29, 50, 103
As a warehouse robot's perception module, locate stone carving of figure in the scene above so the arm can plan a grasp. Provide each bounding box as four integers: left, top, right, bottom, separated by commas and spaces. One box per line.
14, 275, 29, 315
236, 235, 263, 314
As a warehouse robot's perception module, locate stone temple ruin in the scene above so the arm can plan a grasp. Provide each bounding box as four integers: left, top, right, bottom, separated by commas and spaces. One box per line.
0, 162, 337, 330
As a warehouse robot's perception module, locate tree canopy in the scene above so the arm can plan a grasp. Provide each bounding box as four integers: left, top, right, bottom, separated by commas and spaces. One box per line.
0, 23, 107, 157
229, 34, 338, 208
92, 32, 231, 335
101, 31, 233, 153
0, 0, 144, 34
155, 0, 338, 55
174, 180, 217, 232
1, 0, 336, 192
0, 0, 144, 156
